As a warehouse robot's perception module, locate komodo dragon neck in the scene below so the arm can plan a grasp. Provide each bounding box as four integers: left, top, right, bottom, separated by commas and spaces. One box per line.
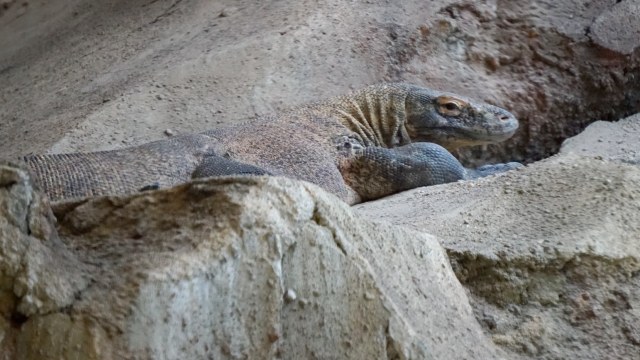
300, 83, 412, 148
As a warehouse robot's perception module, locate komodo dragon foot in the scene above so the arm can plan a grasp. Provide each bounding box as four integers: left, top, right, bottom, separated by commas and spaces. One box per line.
191, 154, 272, 178
339, 142, 521, 201
136, 157, 270, 194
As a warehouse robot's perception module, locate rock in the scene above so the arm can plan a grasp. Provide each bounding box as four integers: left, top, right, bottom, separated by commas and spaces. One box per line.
0, 162, 87, 318
560, 113, 640, 166
0, 163, 505, 359
356, 118, 640, 359
590, 1, 640, 55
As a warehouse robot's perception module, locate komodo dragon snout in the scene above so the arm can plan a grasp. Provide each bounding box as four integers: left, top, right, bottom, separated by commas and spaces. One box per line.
404, 86, 519, 151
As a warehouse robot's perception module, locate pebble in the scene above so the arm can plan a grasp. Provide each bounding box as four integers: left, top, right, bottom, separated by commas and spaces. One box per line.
284, 289, 297, 302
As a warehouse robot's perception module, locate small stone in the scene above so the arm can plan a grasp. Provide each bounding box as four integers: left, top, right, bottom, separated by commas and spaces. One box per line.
219, 8, 236, 17
267, 329, 280, 343
506, 304, 521, 315
481, 313, 497, 330
284, 289, 297, 302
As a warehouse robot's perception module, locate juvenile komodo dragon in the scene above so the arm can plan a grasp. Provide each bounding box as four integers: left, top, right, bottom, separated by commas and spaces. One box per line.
23, 83, 520, 205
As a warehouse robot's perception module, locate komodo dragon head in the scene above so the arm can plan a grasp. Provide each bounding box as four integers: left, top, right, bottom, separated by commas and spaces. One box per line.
403, 85, 519, 151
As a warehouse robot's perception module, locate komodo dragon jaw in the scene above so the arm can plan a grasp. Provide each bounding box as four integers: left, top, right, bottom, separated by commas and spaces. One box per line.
403, 86, 519, 151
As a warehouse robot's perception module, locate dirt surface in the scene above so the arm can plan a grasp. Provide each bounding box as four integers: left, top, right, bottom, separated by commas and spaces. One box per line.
1, 0, 638, 165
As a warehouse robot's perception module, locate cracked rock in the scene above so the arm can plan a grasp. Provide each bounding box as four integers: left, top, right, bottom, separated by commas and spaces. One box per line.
0, 165, 505, 359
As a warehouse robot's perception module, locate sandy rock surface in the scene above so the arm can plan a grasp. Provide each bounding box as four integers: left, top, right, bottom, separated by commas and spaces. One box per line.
561, 113, 640, 165
1, 0, 638, 165
590, 0, 640, 55
0, 165, 506, 359
356, 114, 640, 359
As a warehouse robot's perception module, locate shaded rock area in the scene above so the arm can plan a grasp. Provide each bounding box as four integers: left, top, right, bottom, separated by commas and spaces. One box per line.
0, 0, 638, 165
0, 164, 507, 359
356, 113, 640, 359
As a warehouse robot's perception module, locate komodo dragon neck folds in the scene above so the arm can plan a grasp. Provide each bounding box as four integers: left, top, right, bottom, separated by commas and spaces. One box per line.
23, 83, 520, 205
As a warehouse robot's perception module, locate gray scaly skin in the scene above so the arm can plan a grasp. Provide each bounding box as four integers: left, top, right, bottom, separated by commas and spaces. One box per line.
22, 83, 520, 205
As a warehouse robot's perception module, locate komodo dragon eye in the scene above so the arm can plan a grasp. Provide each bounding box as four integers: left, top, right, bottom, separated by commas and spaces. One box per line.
436, 96, 467, 117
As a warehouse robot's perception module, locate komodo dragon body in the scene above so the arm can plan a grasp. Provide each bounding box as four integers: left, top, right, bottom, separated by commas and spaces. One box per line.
24, 83, 520, 205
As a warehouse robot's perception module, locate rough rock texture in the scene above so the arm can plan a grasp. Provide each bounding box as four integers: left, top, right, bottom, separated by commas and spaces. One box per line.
356, 113, 640, 359
561, 113, 640, 165
590, 0, 640, 55
0, 163, 507, 359
0, 0, 638, 165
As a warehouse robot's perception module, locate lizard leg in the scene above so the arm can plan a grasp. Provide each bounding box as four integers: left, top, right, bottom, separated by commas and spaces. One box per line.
339, 142, 521, 201
191, 154, 272, 178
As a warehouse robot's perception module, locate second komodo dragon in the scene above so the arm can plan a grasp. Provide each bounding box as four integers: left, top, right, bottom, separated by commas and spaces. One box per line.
24, 83, 520, 205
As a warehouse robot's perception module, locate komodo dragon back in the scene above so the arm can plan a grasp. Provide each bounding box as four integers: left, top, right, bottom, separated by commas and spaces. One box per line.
21, 83, 521, 204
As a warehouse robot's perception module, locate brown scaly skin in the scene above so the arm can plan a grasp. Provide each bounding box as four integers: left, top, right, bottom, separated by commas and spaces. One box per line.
22, 83, 520, 205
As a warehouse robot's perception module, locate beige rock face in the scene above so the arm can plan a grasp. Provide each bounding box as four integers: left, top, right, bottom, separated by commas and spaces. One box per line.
356, 113, 640, 359
0, 163, 505, 359
560, 113, 640, 165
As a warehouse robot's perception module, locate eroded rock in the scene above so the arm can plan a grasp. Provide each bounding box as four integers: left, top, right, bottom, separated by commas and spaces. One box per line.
590, 1, 640, 55
0, 164, 505, 359
560, 113, 640, 165
356, 115, 640, 359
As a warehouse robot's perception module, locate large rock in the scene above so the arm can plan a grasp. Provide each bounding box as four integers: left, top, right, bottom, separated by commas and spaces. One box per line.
356, 113, 640, 359
0, 163, 506, 359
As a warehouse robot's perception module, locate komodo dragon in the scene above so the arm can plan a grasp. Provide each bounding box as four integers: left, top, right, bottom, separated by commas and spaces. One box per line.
23, 83, 520, 205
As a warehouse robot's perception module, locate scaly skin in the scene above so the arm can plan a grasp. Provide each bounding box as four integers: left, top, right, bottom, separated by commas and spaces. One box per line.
22, 83, 520, 204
